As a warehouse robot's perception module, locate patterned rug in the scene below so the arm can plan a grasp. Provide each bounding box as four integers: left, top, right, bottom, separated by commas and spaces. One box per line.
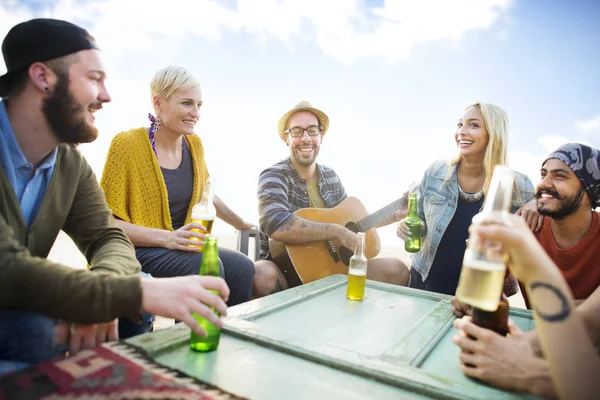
0, 341, 245, 400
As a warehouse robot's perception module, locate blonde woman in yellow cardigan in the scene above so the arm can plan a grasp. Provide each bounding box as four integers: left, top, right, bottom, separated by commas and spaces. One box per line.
100, 66, 255, 307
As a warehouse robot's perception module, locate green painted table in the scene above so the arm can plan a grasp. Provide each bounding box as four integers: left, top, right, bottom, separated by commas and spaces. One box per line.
127, 275, 540, 400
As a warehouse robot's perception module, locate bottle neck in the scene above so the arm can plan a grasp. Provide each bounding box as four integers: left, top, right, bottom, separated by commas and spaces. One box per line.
481, 167, 514, 215
355, 234, 366, 257
408, 193, 418, 218
201, 178, 214, 205
201, 238, 220, 276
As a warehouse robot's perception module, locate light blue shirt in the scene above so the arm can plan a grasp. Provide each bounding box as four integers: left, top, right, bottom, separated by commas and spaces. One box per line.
0, 101, 57, 227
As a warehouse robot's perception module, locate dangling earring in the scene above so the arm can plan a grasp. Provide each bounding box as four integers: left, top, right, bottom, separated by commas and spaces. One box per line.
155, 115, 162, 132
148, 113, 162, 133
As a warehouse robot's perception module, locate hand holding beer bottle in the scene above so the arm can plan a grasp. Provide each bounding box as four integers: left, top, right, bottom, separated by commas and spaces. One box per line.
404, 187, 421, 253
396, 184, 423, 248
347, 232, 368, 301
189, 177, 217, 251
455, 166, 515, 312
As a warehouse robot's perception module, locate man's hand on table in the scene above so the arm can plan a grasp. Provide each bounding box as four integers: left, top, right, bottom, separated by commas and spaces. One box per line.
452, 316, 557, 398
451, 297, 471, 318
55, 320, 119, 355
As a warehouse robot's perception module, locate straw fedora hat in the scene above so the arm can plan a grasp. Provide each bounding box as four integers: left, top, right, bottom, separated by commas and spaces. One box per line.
277, 101, 330, 142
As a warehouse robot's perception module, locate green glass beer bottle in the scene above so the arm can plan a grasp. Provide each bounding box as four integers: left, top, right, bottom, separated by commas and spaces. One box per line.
404, 191, 421, 253
190, 235, 221, 352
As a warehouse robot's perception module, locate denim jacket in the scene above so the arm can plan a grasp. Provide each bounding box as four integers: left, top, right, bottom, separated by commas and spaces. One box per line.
411, 160, 535, 282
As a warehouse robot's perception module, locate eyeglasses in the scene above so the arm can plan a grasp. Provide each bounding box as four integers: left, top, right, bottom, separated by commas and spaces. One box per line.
285, 125, 321, 138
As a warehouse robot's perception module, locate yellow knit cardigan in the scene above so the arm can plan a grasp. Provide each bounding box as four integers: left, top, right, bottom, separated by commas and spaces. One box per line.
100, 127, 209, 231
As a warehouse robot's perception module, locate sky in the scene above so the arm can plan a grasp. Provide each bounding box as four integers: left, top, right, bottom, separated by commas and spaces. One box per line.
1, 0, 600, 250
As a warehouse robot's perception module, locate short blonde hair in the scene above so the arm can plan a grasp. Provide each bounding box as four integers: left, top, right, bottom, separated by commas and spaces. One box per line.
450, 102, 509, 196
150, 66, 200, 111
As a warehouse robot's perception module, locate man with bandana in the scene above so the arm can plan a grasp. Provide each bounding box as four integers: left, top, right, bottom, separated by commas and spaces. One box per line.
450, 143, 600, 397
523, 142, 600, 306
0, 19, 229, 373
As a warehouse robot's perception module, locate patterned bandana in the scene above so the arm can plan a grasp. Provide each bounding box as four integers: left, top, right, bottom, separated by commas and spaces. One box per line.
544, 143, 600, 208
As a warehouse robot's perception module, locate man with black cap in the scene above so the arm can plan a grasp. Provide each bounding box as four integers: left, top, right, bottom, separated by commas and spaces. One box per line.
0, 19, 229, 373
450, 143, 600, 397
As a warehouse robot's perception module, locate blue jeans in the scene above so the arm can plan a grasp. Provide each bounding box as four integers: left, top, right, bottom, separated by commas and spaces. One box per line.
0, 310, 64, 375
0, 274, 155, 375
118, 271, 155, 339
136, 246, 255, 306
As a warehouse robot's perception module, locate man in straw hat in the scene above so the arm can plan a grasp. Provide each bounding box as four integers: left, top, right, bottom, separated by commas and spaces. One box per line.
451, 143, 600, 397
0, 18, 228, 373
253, 101, 409, 296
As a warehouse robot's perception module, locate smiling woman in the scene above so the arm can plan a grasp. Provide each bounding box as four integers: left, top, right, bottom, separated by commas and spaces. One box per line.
396, 102, 537, 297
99, 66, 256, 338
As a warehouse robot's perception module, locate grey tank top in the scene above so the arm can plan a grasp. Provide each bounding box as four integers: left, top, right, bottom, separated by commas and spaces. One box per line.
160, 141, 193, 230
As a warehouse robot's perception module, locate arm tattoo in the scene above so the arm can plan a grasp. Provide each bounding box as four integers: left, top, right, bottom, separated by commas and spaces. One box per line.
281, 215, 297, 231
529, 281, 571, 322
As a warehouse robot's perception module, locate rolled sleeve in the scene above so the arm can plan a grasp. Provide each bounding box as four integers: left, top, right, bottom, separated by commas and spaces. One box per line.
258, 170, 295, 237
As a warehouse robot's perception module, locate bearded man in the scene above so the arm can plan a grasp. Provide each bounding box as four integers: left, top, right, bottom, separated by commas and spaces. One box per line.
518, 142, 600, 306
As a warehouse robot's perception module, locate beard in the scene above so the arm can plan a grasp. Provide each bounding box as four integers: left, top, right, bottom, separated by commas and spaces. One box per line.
291, 144, 320, 167
42, 72, 99, 145
536, 186, 586, 220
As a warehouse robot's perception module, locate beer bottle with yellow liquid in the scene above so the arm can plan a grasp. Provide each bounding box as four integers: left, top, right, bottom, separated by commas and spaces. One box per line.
455, 166, 515, 312
347, 232, 368, 301
190, 235, 221, 352
189, 177, 216, 251
404, 189, 421, 253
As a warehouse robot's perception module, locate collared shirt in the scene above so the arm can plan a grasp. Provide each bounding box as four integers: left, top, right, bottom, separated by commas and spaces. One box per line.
257, 157, 347, 259
0, 101, 57, 227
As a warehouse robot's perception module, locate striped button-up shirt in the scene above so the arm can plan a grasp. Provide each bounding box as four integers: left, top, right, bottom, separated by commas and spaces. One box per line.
257, 158, 347, 259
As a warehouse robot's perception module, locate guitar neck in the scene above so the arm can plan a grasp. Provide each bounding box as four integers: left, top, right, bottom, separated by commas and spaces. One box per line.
356, 196, 408, 232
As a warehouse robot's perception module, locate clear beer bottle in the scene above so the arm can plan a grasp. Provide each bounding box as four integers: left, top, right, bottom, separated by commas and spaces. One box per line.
347, 232, 368, 301
455, 165, 515, 312
189, 177, 216, 251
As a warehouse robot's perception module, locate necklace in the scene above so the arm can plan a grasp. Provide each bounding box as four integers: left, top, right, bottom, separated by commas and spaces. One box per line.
458, 183, 484, 203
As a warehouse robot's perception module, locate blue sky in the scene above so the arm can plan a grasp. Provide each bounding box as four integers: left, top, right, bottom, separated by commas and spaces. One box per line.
2, 0, 599, 247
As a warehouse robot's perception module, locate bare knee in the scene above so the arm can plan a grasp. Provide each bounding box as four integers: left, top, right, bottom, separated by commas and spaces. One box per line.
253, 260, 288, 298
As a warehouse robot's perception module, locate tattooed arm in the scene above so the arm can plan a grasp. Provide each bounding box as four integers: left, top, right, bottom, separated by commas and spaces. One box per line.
257, 166, 356, 251
471, 214, 600, 400
270, 215, 357, 250
521, 287, 600, 359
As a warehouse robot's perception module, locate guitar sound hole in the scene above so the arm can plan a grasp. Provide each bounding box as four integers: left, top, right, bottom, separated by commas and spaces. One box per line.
340, 246, 353, 266
345, 222, 360, 233
342, 221, 360, 265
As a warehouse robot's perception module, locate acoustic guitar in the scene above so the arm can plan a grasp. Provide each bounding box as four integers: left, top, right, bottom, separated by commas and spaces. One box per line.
269, 195, 409, 287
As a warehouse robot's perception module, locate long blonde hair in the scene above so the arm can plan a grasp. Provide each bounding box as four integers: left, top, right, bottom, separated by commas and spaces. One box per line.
150, 66, 200, 112
449, 102, 509, 196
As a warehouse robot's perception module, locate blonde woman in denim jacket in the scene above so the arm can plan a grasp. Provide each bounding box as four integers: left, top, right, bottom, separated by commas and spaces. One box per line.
397, 102, 537, 296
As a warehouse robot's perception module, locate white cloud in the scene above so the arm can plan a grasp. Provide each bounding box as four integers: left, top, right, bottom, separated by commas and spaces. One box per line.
576, 114, 600, 135
1, 0, 514, 67
509, 148, 543, 186
0, 0, 520, 257
537, 135, 572, 154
